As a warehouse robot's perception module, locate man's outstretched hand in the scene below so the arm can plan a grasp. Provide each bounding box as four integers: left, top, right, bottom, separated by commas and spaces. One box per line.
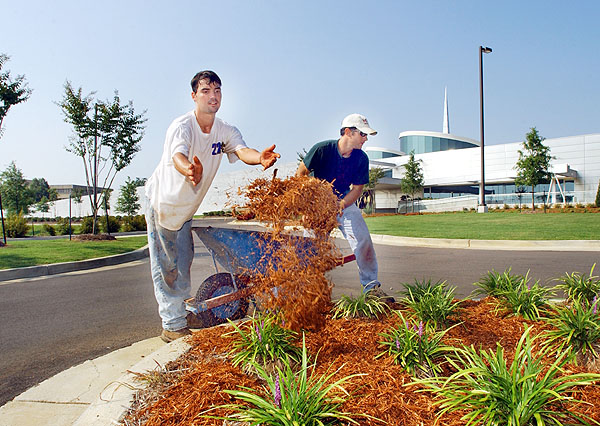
259, 144, 280, 170
186, 155, 203, 185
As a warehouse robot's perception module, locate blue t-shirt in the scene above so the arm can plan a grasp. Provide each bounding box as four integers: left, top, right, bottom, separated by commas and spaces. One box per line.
302, 139, 369, 199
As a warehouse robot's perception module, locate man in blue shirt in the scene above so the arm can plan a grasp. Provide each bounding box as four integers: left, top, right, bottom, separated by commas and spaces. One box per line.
296, 113, 393, 302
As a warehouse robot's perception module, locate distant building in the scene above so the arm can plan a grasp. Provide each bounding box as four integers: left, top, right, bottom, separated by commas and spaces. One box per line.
364, 91, 599, 213
50, 184, 108, 200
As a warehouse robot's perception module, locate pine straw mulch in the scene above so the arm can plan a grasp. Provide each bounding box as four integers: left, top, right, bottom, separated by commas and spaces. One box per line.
73, 233, 117, 241
121, 298, 600, 426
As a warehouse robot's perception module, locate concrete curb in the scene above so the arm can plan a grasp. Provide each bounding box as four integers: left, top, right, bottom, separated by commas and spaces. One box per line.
72, 339, 191, 426
0, 245, 149, 282
370, 234, 600, 251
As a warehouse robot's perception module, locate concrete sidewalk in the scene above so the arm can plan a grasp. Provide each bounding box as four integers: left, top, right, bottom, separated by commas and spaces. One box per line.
0, 337, 191, 426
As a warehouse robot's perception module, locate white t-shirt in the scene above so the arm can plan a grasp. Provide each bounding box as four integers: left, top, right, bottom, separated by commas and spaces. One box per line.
145, 111, 247, 230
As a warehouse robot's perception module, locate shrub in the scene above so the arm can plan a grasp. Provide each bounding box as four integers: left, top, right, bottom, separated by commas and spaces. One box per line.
544, 297, 600, 364
596, 178, 600, 207
400, 279, 460, 328
98, 215, 121, 233
413, 326, 600, 426
226, 313, 302, 370
42, 223, 56, 236
377, 311, 454, 378
6, 211, 29, 238
218, 335, 363, 425
332, 292, 390, 319
55, 217, 73, 235
132, 215, 147, 231
471, 268, 523, 299
555, 264, 600, 305
79, 216, 94, 234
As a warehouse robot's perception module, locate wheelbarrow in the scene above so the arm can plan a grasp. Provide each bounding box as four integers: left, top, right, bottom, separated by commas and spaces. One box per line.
185, 226, 356, 328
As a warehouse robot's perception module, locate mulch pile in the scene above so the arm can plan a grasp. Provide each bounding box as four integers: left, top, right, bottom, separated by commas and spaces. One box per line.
121, 298, 600, 425
73, 233, 117, 241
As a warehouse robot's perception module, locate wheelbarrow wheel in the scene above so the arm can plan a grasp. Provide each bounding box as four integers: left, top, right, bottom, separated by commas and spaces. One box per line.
191, 273, 249, 328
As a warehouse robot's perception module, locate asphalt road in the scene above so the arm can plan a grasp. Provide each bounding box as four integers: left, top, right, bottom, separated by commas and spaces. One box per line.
1, 234, 598, 406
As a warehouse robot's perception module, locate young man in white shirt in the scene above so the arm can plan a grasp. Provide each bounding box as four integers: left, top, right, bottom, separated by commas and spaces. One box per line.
145, 70, 280, 342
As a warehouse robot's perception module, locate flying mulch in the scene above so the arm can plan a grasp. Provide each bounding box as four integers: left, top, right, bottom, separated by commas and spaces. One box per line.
234, 173, 342, 331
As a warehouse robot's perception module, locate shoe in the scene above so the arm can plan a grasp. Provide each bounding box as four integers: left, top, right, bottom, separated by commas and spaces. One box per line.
160, 327, 191, 343
367, 287, 396, 303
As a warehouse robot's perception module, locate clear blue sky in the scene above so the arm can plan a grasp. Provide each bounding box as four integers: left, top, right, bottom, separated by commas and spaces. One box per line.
2, 0, 599, 191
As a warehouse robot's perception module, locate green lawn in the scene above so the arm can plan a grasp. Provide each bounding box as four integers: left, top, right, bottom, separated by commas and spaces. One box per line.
0, 236, 148, 269
364, 211, 600, 240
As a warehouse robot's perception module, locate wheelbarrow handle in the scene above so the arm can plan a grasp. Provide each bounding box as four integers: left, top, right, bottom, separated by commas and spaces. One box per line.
337, 253, 356, 266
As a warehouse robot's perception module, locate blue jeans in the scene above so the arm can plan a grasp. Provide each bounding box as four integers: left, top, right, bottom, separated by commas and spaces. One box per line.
337, 204, 380, 292
145, 205, 194, 331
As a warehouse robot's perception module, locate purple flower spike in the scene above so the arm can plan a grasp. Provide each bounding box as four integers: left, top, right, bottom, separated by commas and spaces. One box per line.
274, 373, 281, 407
418, 321, 424, 338
395, 339, 400, 350
255, 324, 262, 342
593, 295, 598, 315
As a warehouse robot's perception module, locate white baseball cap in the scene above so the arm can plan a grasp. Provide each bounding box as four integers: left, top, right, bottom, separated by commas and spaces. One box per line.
341, 113, 377, 135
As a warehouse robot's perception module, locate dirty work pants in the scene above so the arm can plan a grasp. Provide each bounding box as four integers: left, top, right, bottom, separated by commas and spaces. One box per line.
337, 204, 380, 292
145, 205, 193, 331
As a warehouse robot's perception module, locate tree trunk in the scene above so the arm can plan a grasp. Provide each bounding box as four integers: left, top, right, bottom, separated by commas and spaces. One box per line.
531, 187, 535, 211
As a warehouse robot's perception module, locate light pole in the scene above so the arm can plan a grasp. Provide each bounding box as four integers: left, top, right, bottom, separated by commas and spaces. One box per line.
478, 45, 492, 213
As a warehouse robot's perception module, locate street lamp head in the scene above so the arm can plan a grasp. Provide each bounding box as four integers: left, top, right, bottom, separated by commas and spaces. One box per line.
481, 46, 492, 54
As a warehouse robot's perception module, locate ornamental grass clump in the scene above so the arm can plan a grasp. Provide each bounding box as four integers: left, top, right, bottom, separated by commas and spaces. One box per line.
495, 271, 553, 320
216, 335, 364, 425
471, 267, 523, 299
377, 311, 454, 378
412, 326, 600, 426
226, 313, 302, 371
331, 291, 390, 319
544, 296, 600, 368
400, 279, 460, 328
555, 264, 600, 304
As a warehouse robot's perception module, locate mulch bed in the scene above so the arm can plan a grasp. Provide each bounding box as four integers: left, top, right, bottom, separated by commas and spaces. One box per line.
121, 298, 600, 426
73, 233, 117, 241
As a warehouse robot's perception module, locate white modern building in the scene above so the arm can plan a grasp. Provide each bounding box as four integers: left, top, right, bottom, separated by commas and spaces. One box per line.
364, 91, 599, 213
366, 132, 600, 213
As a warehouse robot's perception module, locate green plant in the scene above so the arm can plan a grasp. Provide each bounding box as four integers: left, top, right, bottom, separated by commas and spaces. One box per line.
412, 326, 600, 425
331, 292, 390, 319
401, 279, 460, 328
226, 313, 302, 370
495, 272, 552, 320
98, 215, 121, 233
555, 264, 600, 305
544, 296, 600, 364
55, 217, 72, 235
5, 211, 29, 237
216, 335, 364, 425
79, 216, 94, 234
42, 223, 56, 236
471, 268, 523, 298
377, 311, 454, 378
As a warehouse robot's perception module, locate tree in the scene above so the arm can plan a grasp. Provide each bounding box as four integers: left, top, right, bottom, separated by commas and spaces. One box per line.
514, 127, 553, 210
58, 81, 146, 233
0, 54, 32, 138
358, 167, 385, 212
36, 196, 50, 218
595, 179, 600, 208
0, 161, 33, 214
28, 177, 50, 203
400, 151, 424, 213
116, 176, 141, 217
131, 177, 147, 187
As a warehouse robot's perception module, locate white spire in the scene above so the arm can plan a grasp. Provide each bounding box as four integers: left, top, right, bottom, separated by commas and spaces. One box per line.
443, 87, 450, 134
